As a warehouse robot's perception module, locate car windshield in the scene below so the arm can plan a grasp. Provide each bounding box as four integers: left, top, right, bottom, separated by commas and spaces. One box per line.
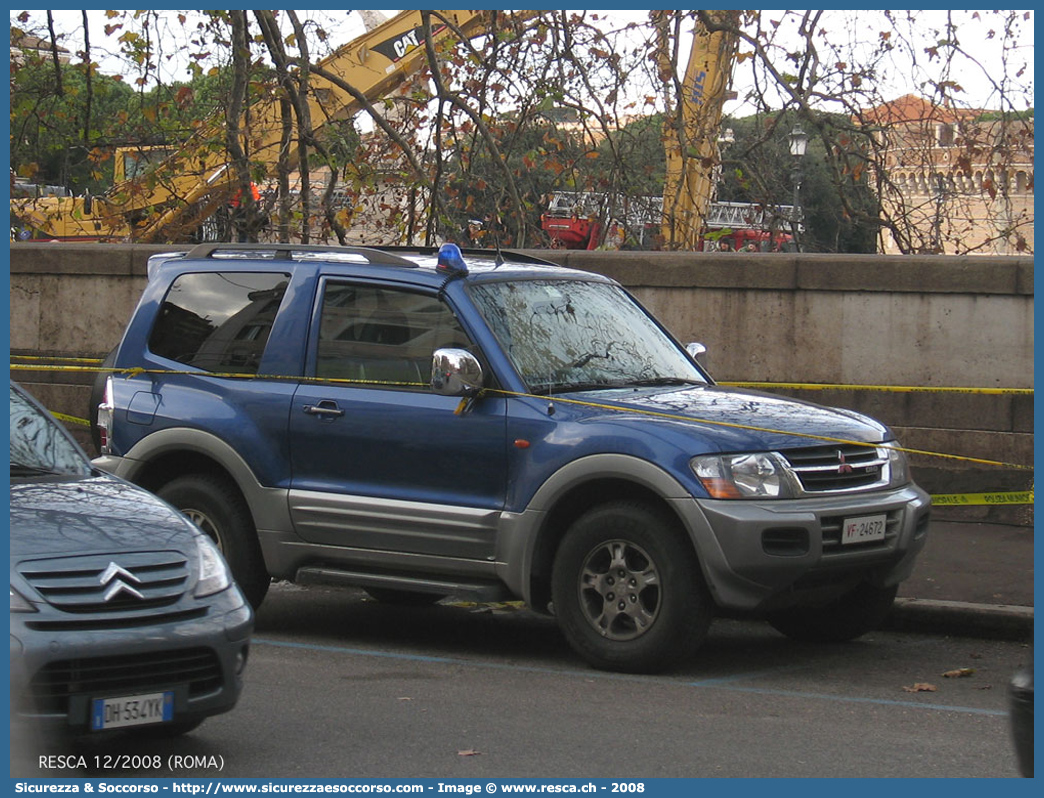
469, 279, 707, 394
10, 385, 91, 477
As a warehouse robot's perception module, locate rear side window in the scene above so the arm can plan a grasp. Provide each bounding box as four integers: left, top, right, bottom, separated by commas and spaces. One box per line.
148, 271, 289, 374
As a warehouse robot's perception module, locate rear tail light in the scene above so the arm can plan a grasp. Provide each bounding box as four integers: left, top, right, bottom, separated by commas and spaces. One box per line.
98, 377, 114, 454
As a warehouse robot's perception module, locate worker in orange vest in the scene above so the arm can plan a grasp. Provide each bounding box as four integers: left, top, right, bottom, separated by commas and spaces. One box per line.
229, 182, 262, 242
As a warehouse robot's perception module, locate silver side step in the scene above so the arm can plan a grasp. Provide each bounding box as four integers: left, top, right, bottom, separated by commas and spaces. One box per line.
294, 566, 512, 602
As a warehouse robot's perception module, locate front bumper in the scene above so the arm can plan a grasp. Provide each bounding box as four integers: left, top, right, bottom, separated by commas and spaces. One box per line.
673, 483, 931, 611
9, 587, 253, 735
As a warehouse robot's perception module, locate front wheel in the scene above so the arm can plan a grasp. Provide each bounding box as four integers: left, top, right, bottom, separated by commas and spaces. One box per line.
766, 582, 898, 643
551, 502, 712, 673
158, 474, 270, 609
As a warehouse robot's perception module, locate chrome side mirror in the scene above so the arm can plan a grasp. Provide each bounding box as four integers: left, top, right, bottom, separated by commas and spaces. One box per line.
686, 342, 707, 361
431, 348, 483, 397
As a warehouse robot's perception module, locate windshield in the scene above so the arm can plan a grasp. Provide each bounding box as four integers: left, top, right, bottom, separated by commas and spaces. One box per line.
10, 384, 92, 477
469, 279, 707, 394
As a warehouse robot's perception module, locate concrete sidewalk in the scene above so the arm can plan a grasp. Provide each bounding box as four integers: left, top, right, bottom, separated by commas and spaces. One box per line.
887, 519, 1034, 640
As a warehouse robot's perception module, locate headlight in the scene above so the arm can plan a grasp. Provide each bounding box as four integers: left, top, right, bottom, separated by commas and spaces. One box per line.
194, 535, 232, 598
10, 586, 36, 613
691, 452, 798, 499
884, 444, 910, 488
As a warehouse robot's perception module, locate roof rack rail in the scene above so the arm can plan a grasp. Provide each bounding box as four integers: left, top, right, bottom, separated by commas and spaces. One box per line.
183, 242, 419, 267
379, 245, 558, 267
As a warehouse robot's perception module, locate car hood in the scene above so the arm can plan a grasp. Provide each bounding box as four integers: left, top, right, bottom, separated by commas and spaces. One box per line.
564, 383, 891, 452
9, 472, 197, 560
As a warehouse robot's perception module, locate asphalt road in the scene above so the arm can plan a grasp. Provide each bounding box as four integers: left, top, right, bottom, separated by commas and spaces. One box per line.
12, 582, 1032, 779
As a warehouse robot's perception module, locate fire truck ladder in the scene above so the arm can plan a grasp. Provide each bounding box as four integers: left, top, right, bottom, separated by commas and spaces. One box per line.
705, 201, 798, 230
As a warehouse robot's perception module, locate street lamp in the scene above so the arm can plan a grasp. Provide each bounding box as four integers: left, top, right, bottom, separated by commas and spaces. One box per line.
788, 124, 808, 251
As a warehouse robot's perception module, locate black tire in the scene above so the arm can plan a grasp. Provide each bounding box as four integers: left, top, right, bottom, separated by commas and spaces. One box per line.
157, 474, 270, 608
551, 501, 712, 674
363, 587, 445, 606
89, 348, 117, 455
766, 582, 898, 643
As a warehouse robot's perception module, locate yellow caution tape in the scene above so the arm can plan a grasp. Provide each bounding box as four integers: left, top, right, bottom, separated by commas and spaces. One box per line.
930, 491, 1034, 506
9, 362, 422, 388
51, 411, 90, 427
12, 362, 1033, 397
10, 355, 105, 365
13, 362, 1033, 473
483, 388, 1033, 472
720, 381, 1033, 396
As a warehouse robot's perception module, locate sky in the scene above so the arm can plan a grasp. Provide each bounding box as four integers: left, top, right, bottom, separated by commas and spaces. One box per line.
12, 9, 1035, 115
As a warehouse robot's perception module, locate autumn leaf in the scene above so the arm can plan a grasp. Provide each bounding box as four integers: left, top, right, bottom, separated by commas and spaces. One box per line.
902, 683, 937, 692
942, 668, 976, 678
457, 750, 481, 757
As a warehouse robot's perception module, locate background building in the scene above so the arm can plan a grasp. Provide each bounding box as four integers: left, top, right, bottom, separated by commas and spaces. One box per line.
868, 95, 1033, 256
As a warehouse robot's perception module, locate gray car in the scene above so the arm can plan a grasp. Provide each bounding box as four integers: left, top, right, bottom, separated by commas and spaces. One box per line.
9, 380, 253, 737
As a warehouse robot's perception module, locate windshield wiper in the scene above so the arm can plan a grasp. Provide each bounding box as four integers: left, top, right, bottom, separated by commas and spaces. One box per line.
530, 380, 629, 396
624, 377, 706, 388
10, 463, 62, 477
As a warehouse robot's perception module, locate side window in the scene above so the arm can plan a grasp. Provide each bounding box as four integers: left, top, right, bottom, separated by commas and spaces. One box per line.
148, 271, 289, 375
316, 283, 469, 389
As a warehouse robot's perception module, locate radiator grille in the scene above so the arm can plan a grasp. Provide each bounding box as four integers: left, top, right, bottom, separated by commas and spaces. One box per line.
781, 443, 887, 493
19, 551, 189, 615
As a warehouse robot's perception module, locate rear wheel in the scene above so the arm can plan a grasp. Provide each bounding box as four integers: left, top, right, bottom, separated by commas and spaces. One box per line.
767, 582, 898, 642
551, 501, 712, 673
158, 474, 270, 608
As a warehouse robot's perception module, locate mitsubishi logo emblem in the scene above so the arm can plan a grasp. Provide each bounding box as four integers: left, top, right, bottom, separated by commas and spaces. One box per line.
99, 562, 146, 602
837, 451, 855, 474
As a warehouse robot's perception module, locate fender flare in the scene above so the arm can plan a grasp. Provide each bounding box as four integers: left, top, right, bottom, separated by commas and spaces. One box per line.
98, 427, 293, 534
496, 453, 707, 604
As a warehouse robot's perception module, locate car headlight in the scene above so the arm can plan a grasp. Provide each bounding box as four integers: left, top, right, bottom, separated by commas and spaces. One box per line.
194, 535, 232, 598
884, 443, 911, 488
10, 586, 36, 613
691, 452, 799, 499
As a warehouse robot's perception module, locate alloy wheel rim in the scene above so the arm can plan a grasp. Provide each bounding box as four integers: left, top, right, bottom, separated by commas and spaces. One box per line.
577, 539, 661, 641
183, 508, 223, 553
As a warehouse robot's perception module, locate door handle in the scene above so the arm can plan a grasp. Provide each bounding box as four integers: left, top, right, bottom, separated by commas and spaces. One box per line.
303, 401, 345, 418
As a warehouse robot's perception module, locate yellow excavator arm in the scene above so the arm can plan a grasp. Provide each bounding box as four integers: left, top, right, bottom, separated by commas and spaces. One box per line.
12, 10, 513, 243
656, 10, 739, 250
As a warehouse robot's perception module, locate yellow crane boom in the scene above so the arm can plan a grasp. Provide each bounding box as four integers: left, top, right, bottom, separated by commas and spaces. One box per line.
656, 10, 739, 250
12, 10, 513, 243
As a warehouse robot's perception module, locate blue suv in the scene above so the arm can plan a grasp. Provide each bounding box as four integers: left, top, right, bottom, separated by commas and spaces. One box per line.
94, 243, 930, 673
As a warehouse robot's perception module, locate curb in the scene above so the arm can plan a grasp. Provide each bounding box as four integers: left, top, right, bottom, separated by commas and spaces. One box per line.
885, 597, 1034, 642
